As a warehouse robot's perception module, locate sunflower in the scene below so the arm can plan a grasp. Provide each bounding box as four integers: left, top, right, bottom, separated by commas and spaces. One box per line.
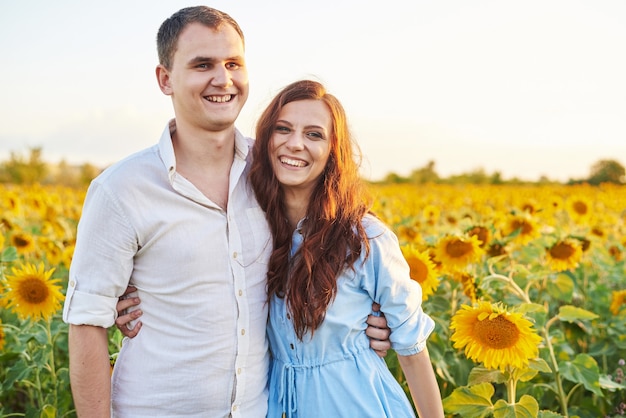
503, 213, 541, 245
0, 321, 5, 351
10, 231, 36, 255
401, 244, 439, 300
520, 199, 539, 214
395, 222, 421, 243
450, 301, 543, 371
610, 290, 626, 315
545, 238, 583, 272
434, 234, 484, 272
466, 225, 490, 248
487, 241, 508, 258
4, 263, 65, 321
38, 237, 63, 266
421, 204, 441, 225
608, 245, 622, 262
451, 272, 479, 304
566, 194, 592, 224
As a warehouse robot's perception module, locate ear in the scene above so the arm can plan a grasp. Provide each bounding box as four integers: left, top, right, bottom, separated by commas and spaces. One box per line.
156, 64, 173, 96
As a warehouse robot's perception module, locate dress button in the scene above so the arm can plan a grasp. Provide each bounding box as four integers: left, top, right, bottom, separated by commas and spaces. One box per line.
290, 343, 295, 350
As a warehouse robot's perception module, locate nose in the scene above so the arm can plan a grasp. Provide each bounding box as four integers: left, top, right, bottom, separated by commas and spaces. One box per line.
285, 132, 304, 151
211, 65, 233, 88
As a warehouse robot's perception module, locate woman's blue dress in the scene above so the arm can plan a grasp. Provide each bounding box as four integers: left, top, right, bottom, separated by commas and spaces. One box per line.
267, 215, 435, 418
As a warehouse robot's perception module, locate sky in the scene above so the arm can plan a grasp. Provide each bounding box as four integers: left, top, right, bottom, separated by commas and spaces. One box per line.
1, 0, 625, 182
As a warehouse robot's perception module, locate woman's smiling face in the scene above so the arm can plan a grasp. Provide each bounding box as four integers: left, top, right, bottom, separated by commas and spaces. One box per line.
270, 99, 332, 199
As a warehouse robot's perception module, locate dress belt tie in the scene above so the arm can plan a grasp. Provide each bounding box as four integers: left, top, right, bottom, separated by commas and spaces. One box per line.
277, 362, 297, 417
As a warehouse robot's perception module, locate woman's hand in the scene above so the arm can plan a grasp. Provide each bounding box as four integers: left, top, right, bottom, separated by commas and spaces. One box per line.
115, 286, 143, 338
366, 303, 391, 357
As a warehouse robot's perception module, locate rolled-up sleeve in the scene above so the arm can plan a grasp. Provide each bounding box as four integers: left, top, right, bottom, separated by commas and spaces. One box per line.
63, 180, 138, 328
362, 219, 435, 356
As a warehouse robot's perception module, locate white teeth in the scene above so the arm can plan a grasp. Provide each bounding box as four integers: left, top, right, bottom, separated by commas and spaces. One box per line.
206, 95, 232, 103
281, 157, 306, 167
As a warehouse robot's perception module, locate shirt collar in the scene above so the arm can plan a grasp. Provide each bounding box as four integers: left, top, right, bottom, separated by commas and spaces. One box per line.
158, 119, 250, 183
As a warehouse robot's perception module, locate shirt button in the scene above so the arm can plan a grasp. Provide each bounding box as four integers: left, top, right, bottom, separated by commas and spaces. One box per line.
238, 289, 243, 296
241, 329, 246, 336
233, 252, 238, 259
286, 313, 291, 319
237, 368, 242, 374
232, 405, 238, 412
69, 280, 75, 287
290, 343, 295, 350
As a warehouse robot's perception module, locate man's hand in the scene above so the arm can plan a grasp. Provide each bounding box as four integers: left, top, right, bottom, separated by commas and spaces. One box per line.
366, 303, 391, 357
115, 286, 143, 338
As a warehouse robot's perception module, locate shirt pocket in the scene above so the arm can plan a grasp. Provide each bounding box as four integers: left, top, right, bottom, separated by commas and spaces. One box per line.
240, 206, 272, 268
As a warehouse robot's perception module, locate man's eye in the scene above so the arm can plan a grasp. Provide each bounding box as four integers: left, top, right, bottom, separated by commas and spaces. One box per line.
226, 62, 240, 70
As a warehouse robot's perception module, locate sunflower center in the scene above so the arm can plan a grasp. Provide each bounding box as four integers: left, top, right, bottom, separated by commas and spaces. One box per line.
18, 277, 50, 304
410, 258, 428, 283
511, 220, 532, 234
468, 227, 489, 247
474, 315, 520, 349
13, 235, 30, 248
572, 201, 588, 215
446, 239, 473, 258
550, 242, 576, 260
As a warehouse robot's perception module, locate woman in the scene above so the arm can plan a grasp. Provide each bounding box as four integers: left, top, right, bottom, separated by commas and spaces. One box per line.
248, 79, 443, 417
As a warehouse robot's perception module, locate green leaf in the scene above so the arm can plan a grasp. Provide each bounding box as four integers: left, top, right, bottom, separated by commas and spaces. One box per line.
1, 245, 18, 262
493, 395, 539, 418
40, 405, 57, 418
2, 359, 34, 390
599, 374, 626, 391
558, 353, 603, 396
537, 410, 564, 418
528, 358, 552, 374
516, 303, 547, 315
443, 382, 494, 418
557, 305, 599, 322
546, 274, 574, 303
468, 366, 508, 385
513, 367, 539, 383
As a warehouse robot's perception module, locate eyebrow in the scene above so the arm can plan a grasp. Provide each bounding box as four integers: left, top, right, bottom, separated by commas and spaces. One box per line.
276, 119, 326, 131
187, 55, 244, 66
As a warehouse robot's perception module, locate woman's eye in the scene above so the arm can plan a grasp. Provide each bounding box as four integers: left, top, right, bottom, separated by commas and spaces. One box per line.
275, 126, 290, 133
307, 131, 324, 140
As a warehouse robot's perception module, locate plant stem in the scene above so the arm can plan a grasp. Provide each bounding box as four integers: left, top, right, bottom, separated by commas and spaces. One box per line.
483, 273, 530, 303
44, 319, 59, 409
542, 326, 569, 418
506, 367, 517, 404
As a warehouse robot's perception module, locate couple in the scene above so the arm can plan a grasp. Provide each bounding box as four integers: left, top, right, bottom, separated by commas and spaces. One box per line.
63, 6, 443, 418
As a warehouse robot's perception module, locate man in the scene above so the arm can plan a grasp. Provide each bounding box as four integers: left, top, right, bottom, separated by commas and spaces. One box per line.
63, 6, 389, 417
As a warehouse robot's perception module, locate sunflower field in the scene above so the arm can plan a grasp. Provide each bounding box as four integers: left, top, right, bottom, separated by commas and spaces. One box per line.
1, 182, 625, 417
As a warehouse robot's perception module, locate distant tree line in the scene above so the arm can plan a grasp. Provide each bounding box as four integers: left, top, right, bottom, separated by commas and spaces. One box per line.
0, 147, 101, 187
0, 147, 624, 187
376, 159, 625, 186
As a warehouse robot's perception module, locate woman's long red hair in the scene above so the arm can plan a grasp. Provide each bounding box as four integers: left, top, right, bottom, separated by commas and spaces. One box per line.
249, 80, 371, 340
